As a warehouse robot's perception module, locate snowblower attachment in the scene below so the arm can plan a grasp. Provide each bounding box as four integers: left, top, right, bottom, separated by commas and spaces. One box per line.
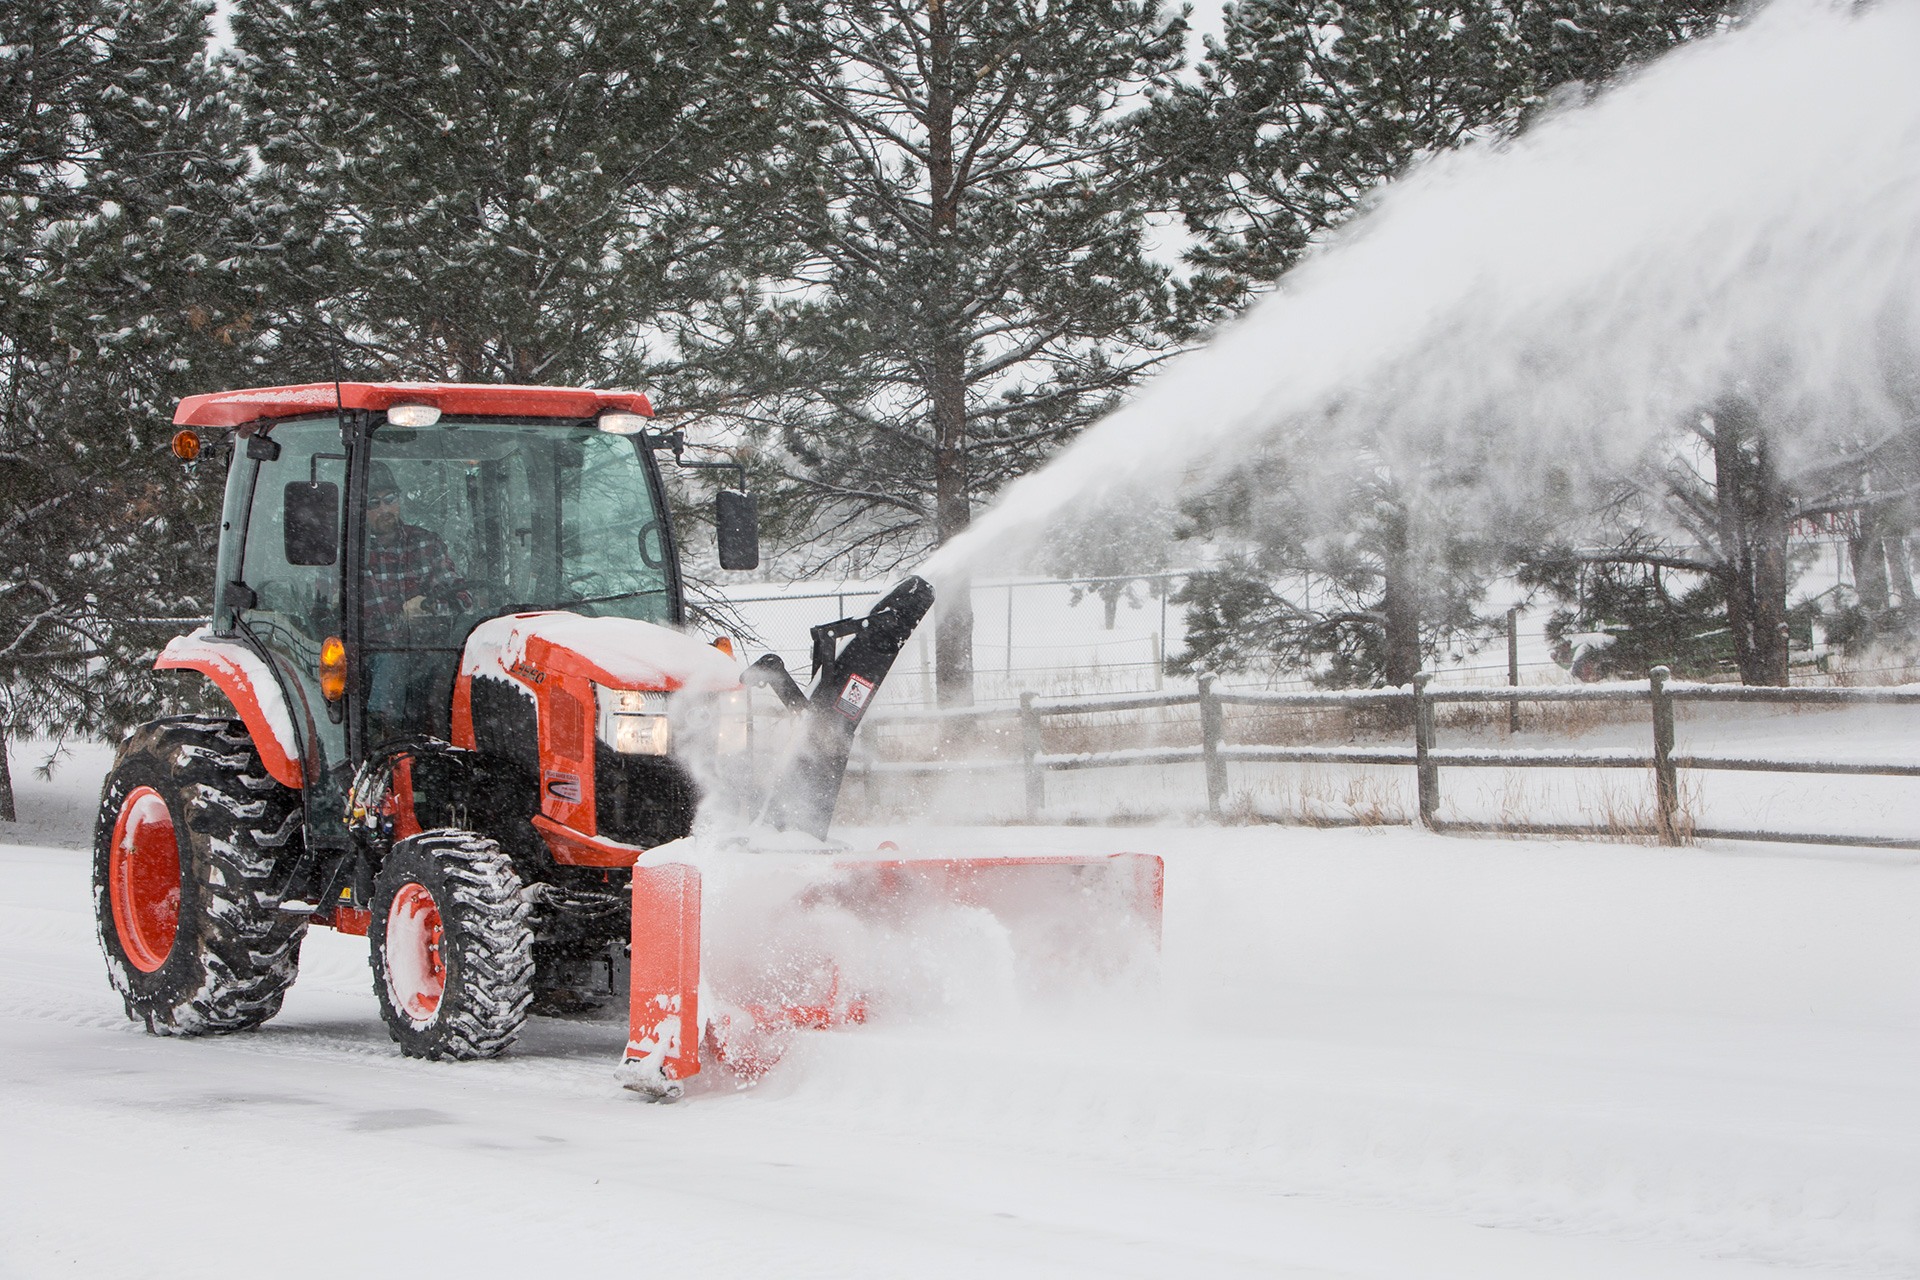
620, 847, 1163, 1097
749, 574, 933, 838
619, 577, 1165, 1099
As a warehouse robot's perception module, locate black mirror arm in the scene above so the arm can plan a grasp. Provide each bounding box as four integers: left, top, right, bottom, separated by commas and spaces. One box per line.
646, 428, 745, 491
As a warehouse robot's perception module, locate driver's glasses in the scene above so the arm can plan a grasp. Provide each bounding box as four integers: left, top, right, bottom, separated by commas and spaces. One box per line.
371, 490, 400, 508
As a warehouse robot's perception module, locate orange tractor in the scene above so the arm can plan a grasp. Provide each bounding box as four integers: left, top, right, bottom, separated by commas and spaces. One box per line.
94, 382, 1161, 1096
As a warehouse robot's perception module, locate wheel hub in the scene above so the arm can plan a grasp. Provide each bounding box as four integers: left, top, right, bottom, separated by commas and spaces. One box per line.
385, 882, 447, 1024
108, 787, 181, 972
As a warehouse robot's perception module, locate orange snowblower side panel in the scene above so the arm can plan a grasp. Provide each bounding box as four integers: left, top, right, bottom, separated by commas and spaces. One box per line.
625, 862, 704, 1085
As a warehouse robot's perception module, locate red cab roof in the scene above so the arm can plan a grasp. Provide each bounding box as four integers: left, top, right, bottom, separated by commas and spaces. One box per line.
174, 382, 654, 429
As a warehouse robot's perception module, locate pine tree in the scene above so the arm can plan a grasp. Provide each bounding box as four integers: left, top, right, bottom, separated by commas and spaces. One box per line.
1172, 448, 1506, 687
1147, 0, 1735, 307
1525, 398, 1920, 687
0, 0, 253, 811
681, 0, 1187, 703
230, 0, 791, 386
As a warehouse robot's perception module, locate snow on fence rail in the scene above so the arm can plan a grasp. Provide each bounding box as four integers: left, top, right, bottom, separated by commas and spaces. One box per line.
850, 667, 1920, 851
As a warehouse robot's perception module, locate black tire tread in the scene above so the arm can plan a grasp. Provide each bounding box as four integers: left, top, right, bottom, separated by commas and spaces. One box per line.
93, 715, 307, 1035
370, 830, 533, 1060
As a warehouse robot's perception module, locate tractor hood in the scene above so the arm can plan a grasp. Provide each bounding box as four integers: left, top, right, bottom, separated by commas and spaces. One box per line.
460, 612, 742, 693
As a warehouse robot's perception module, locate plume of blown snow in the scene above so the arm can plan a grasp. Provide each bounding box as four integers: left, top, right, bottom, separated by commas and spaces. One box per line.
925, 0, 1920, 584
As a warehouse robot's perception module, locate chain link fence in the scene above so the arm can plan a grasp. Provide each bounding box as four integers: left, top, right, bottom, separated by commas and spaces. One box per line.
720, 574, 1188, 709
719, 573, 1609, 709
721, 556, 1920, 711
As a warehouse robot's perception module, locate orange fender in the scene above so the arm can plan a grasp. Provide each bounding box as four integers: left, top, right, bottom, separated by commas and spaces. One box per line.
155, 629, 304, 789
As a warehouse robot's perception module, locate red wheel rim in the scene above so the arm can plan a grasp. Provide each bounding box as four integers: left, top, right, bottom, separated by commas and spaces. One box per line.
386, 882, 446, 1023
108, 787, 182, 972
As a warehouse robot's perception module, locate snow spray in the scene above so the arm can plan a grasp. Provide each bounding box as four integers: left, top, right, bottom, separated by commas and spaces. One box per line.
923, 0, 1920, 585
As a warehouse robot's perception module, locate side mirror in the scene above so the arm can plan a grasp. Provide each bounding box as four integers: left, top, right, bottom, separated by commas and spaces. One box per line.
284, 481, 339, 566
716, 489, 759, 571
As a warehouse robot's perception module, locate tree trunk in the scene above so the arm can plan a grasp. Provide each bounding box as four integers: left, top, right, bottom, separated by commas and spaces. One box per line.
931, 327, 973, 704
1888, 533, 1916, 605
1379, 509, 1422, 689
1712, 398, 1792, 686
1851, 533, 1890, 613
0, 734, 15, 823
926, 0, 974, 706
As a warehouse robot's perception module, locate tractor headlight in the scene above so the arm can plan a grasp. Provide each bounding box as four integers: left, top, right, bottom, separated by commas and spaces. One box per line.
596, 686, 672, 755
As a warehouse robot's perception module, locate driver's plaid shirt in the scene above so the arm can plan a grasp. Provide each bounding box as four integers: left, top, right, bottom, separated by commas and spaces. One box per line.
364, 522, 466, 642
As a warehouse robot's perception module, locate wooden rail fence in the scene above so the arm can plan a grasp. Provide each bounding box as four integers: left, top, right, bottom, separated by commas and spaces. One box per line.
851, 667, 1920, 851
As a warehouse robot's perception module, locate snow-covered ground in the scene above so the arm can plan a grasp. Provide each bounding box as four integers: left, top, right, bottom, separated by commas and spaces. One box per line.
3, 742, 1917, 1278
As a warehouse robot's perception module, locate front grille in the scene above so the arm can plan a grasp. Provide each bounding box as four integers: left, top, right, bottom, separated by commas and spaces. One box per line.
593, 744, 698, 848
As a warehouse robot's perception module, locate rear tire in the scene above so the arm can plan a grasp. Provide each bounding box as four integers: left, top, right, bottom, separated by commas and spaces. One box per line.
370, 830, 534, 1059
92, 716, 307, 1035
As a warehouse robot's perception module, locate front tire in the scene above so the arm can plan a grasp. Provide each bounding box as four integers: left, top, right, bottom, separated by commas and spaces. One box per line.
92, 716, 307, 1035
370, 831, 534, 1060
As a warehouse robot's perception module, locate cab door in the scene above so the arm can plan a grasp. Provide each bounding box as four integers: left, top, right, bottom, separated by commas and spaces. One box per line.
233, 420, 349, 802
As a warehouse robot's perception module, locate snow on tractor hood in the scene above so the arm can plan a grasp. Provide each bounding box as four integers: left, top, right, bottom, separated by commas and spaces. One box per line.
461, 612, 742, 694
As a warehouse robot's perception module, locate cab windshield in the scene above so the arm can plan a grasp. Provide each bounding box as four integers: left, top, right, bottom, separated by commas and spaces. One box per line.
362, 419, 676, 660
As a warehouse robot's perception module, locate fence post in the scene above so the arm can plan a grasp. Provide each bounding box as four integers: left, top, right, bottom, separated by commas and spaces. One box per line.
1005, 583, 1015, 676
1198, 672, 1226, 818
1020, 691, 1044, 819
1413, 672, 1439, 828
1160, 576, 1169, 668
1649, 665, 1679, 844
1506, 607, 1521, 736
918, 626, 933, 707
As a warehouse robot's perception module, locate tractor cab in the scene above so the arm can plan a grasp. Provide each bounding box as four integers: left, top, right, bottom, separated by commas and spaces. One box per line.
168, 383, 754, 849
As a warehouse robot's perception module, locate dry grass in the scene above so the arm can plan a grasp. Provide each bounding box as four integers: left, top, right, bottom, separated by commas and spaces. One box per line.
1460, 768, 1700, 844
858, 677, 1671, 762
1218, 767, 1410, 828
1221, 704, 1407, 748
858, 705, 1204, 762
1434, 698, 1648, 740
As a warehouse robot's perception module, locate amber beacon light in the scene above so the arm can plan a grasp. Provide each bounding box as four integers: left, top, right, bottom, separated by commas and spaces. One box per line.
319, 636, 348, 702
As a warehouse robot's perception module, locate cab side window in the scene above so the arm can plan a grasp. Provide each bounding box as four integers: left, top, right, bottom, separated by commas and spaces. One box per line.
239, 421, 345, 644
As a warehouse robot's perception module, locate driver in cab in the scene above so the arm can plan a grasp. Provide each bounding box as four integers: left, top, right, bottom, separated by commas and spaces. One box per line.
363, 462, 470, 740
364, 462, 469, 640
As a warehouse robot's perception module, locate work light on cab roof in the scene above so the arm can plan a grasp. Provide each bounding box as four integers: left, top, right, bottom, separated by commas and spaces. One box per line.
598, 410, 649, 435
385, 402, 440, 427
